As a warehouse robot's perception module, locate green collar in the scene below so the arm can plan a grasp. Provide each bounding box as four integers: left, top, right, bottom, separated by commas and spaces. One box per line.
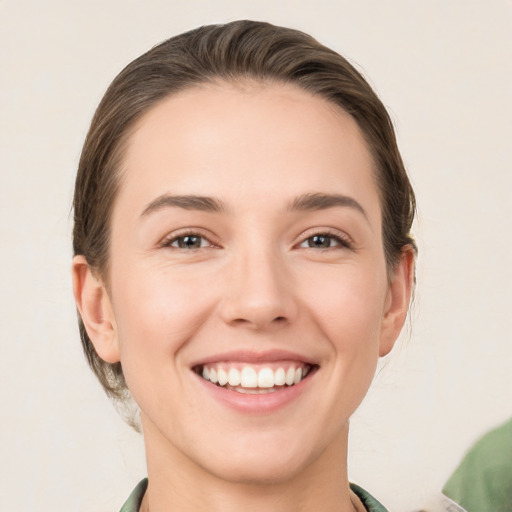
119, 478, 388, 512
350, 482, 388, 512
119, 479, 147, 512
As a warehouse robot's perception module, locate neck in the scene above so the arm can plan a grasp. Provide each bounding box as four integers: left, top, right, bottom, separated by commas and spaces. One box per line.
140, 418, 359, 512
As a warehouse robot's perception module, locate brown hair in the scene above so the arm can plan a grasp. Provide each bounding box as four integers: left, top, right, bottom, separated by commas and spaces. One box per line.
73, 20, 416, 404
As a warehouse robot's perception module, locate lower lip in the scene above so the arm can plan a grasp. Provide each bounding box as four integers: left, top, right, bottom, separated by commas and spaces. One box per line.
193, 371, 315, 414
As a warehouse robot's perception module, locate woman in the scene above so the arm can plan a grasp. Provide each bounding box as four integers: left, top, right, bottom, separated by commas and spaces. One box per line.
72, 20, 416, 512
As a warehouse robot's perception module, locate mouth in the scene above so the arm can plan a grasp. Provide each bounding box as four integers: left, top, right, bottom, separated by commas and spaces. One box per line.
193, 361, 317, 394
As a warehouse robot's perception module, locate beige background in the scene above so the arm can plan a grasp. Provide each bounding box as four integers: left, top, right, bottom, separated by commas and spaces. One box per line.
1, 1, 511, 511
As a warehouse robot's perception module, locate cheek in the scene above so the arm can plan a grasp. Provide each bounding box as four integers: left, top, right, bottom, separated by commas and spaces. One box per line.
304, 262, 388, 399
110, 265, 215, 364
304, 262, 388, 342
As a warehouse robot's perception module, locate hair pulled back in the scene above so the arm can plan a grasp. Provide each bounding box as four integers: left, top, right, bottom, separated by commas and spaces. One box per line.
73, 20, 416, 404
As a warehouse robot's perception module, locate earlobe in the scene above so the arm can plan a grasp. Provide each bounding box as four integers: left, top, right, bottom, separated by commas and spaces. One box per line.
72, 255, 121, 363
379, 247, 415, 357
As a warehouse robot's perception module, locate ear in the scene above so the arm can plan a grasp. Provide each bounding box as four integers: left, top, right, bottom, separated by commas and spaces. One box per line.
72, 255, 120, 363
379, 246, 415, 357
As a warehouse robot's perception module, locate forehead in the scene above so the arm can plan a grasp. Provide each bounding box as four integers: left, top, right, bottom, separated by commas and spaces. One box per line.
117, 81, 380, 220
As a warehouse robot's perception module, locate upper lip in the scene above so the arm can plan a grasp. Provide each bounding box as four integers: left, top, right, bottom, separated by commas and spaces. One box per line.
190, 349, 318, 367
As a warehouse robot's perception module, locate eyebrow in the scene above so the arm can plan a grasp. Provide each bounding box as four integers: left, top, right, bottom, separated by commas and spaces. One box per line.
140, 192, 368, 221
141, 194, 228, 217
288, 193, 368, 219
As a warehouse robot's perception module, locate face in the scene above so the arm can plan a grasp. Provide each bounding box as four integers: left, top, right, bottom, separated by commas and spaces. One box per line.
76, 82, 411, 485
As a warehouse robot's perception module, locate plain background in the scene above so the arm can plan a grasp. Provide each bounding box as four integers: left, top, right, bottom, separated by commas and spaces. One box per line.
1, 1, 511, 511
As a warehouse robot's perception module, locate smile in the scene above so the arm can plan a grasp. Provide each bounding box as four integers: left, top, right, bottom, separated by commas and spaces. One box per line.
196, 363, 315, 394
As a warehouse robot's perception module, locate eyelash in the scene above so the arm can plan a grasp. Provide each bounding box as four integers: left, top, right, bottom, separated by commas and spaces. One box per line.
297, 230, 353, 250
160, 228, 353, 251
160, 230, 217, 250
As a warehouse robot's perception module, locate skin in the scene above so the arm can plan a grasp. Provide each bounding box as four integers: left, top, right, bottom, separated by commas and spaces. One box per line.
73, 82, 414, 512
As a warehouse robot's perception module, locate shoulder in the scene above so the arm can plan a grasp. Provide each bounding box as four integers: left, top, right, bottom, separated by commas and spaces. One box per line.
447, 418, 512, 477
443, 418, 512, 512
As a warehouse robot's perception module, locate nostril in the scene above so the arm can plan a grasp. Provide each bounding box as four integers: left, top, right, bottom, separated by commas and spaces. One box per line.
232, 318, 249, 326
229, 316, 287, 329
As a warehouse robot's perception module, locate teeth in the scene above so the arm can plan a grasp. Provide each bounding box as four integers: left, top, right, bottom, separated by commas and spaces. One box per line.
274, 367, 286, 386
235, 387, 278, 394
241, 367, 257, 387
228, 368, 241, 386
258, 368, 274, 388
217, 368, 228, 386
200, 363, 311, 390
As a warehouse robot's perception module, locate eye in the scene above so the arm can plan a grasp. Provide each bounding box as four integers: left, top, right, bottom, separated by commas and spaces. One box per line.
299, 232, 351, 249
165, 234, 213, 250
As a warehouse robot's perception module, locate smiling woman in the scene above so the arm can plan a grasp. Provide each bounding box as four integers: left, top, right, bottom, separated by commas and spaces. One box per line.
71, 20, 416, 512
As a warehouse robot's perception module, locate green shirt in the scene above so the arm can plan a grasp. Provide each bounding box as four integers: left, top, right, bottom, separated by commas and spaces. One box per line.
443, 418, 512, 512
120, 478, 388, 512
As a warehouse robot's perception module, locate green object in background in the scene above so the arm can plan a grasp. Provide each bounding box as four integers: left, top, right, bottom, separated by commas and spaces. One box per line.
443, 418, 512, 512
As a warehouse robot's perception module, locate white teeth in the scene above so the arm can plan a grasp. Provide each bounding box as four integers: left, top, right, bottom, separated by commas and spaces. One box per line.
217, 368, 228, 386
274, 367, 286, 386
241, 367, 258, 388
201, 363, 311, 390
285, 367, 295, 386
236, 387, 278, 394
258, 368, 274, 388
228, 368, 241, 386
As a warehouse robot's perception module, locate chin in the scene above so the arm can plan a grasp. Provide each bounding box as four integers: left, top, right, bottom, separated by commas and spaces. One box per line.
203, 456, 308, 486
196, 434, 323, 486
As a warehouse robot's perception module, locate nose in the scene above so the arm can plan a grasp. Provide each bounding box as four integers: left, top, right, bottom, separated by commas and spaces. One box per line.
219, 247, 298, 331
